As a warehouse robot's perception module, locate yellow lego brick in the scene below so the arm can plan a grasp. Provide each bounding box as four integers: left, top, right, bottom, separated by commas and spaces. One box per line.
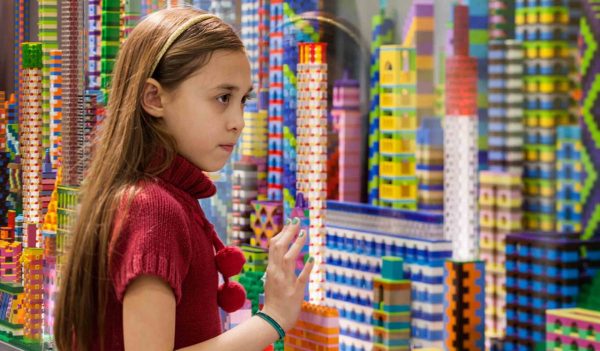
380, 45, 416, 85
380, 87, 416, 109
380, 115, 418, 132
380, 158, 417, 178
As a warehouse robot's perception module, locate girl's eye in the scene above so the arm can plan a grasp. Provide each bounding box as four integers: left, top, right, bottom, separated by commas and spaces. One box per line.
217, 94, 231, 104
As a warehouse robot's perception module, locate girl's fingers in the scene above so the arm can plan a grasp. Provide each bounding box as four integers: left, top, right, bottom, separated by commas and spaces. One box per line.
270, 218, 301, 256
296, 256, 314, 288
283, 229, 307, 265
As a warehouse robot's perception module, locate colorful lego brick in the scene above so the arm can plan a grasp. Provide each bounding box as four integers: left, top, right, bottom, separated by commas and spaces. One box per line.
505, 232, 600, 350
372, 257, 411, 351
443, 260, 485, 351
22, 247, 43, 341
368, 13, 394, 206
332, 74, 362, 203
250, 200, 283, 248
285, 302, 339, 350
479, 170, 522, 344
232, 160, 259, 246
580, 0, 600, 240
416, 117, 443, 212
546, 308, 600, 350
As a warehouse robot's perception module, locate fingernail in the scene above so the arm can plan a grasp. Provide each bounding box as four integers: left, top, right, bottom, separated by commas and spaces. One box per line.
299, 230, 305, 238
285, 218, 291, 225
308, 256, 314, 263
292, 217, 300, 225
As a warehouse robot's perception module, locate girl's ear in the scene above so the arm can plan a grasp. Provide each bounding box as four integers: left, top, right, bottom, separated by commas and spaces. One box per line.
141, 78, 166, 118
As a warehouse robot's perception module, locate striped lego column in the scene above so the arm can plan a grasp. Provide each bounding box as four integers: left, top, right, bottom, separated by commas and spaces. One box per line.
464, 0, 489, 168
255, 0, 270, 201
281, 0, 319, 216
49, 50, 62, 168
368, 13, 394, 206
0, 95, 9, 227
331, 75, 361, 203
0, 92, 5, 141
14, 0, 31, 120
231, 161, 258, 245
488, 40, 524, 174
268, 0, 284, 202
56, 186, 78, 283
61, 0, 84, 186
41, 151, 55, 218
379, 46, 418, 211
556, 126, 583, 232
402, 0, 435, 123
39, 0, 58, 150
489, 0, 515, 40
42, 166, 61, 234
546, 308, 600, 350
516, 0, 573, 231
443, 260, 486, 351
580, 0, 600, 240
21, 43, 44, 240
444, 5, 479, 261
371, 257, 411, 351
101, 0, 120, 95
43, 230, 57, 337
285, 302, 340, 350
242, 0, 260, 90
7, 94, 19, 161
416, 117, 444, 212
123, 0, 141, 41
23, 247, 44, 341
297, 43, 328, 304
479, 170, 522, 347
504, 232, 600, 350
241, 103, 268, 200
75, 94, 97, 185
88, 0, 101, 91
0, 241, 22, 284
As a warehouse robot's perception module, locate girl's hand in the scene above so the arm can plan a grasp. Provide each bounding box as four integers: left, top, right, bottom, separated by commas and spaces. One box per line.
261, 218, 314, 331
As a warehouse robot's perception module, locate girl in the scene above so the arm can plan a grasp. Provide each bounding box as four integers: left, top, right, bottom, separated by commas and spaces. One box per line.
54, 8, 313, 351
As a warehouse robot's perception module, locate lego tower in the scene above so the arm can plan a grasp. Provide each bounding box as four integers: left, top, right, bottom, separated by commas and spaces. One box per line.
444, 5, 479, 261
580, 0, 600, 239
378, 46, 418, 211
296, 43, 328, 304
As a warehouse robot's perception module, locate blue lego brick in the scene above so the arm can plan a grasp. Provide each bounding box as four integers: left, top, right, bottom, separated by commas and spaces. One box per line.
327, 201, 443, 224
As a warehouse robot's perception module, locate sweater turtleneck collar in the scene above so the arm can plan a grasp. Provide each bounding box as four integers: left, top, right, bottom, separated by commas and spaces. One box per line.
158, 153, 216, 199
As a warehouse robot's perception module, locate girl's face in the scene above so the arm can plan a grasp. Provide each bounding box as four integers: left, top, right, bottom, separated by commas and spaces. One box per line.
161, 49, 252, 172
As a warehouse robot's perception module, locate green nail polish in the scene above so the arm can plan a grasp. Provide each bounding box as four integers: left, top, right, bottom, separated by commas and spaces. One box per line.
285, 218, 291, 225
292, 217, 300, 225
299, 230, 305, 238
308, 256, 314, 263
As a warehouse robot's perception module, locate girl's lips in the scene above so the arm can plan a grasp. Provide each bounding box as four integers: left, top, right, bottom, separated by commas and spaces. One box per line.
219, 144, 234, 152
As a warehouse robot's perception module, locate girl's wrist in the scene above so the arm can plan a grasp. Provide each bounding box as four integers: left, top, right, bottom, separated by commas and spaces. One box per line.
260, 306, 290, 332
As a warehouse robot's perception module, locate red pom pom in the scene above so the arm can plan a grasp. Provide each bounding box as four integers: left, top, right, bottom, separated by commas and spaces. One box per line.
217, 281, 246, 313
215, 246, 246, 278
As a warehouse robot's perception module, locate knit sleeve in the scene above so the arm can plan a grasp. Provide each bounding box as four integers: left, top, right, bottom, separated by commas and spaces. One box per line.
110, 184, 192, 304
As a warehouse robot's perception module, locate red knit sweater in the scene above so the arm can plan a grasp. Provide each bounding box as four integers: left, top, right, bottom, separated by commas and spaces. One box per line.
92, 154, 222, 350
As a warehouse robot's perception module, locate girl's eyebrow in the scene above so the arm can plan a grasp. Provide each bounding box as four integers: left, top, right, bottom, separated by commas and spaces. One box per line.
213, 84, 254, 94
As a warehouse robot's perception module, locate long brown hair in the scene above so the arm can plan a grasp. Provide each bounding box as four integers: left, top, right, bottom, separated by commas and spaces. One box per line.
54, 8, 244, 351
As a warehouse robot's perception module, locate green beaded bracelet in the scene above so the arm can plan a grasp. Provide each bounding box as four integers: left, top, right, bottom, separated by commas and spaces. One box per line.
256, 311, 286, 341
